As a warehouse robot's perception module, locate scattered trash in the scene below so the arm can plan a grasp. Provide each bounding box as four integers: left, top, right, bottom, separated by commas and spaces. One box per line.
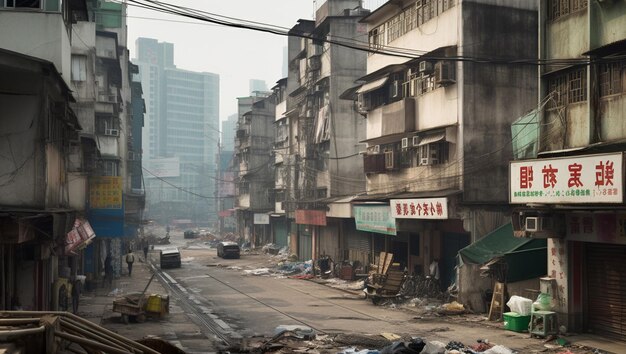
107, 288, 123, 297
244, 268, 271, 276
340, 348, 380, 354
556, 351, 575, 354
274, 325, 316, 340
381, 333, 402, 341
506, 295, 533, 316
445, 341, 465, 351
483, 345, 514, 354
380, 337, 425, 354
441, 301, 465, 312
556, 337, 570, 346
420, 340, 446, 354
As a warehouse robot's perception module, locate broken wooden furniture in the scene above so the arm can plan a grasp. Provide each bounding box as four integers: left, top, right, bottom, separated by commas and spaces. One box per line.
365, 252, 406, 305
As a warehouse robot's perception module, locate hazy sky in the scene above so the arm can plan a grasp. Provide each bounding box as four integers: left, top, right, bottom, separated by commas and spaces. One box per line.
126, 0, 385, 121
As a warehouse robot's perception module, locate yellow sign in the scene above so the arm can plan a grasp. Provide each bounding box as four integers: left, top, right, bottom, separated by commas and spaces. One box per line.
90, 176, 123, 209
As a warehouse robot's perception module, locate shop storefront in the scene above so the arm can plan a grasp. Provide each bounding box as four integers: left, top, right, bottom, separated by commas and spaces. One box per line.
510, 152, 625, 339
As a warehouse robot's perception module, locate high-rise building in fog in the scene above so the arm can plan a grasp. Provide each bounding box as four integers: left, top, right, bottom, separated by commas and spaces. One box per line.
249, 79, 268, 94
135, 37, 219, 225
221, 114, 238, 152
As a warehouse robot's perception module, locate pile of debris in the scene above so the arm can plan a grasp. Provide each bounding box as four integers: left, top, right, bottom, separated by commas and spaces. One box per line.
0, 311, 173, 353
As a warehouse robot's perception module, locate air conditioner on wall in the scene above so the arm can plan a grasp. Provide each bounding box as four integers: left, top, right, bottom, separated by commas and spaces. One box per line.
525, 216, 552, 232
104, 128, 119, 136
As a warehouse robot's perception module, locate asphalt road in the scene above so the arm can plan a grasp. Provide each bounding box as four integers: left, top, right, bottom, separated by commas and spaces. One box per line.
158, 232, 562, 353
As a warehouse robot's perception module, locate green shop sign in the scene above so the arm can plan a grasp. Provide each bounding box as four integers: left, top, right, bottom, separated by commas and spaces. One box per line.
353, 205, 397, 236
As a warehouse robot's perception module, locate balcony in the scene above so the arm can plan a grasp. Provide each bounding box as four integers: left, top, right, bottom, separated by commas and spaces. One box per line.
363, 154, 385, 173
382, 98, 415, 136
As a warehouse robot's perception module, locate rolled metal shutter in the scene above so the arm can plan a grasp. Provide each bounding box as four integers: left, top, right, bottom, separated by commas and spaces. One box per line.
586, 243, 626, 340
319, 223, 339, 262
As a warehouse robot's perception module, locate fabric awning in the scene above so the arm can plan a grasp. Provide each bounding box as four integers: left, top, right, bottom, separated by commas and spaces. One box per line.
459, 223, 547, 283
356, 77, 388, 94
418, 132, 446, 146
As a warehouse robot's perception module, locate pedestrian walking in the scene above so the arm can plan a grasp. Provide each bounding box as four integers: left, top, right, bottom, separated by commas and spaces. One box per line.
71, 277, 81, 314
104, 254, 113, 287
143, 243, 149, 261
125, 249, 135, 276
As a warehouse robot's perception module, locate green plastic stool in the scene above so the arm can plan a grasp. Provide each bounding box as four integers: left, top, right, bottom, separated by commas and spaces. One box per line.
529, 310, 558, 337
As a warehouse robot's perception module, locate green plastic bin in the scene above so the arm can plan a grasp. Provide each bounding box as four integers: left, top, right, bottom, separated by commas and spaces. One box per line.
503, 312, 530, 332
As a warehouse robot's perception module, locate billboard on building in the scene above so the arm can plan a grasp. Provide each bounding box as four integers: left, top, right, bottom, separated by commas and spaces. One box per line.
353, 205, 396, 235
390, 198, 449, 219
144, 157, 180, 178
510, 153, 623, 204
90, 176, 123, 209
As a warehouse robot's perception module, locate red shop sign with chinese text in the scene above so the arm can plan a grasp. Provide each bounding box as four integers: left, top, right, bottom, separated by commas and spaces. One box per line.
510, 153, 623, 204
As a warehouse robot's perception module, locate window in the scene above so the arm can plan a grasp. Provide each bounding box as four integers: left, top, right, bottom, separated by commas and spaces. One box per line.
4, 0, 42, 8
548, 0, 587, 21
546, 67, 587, 108
384, 150, 396, 169
95, 115, 119, 135
71, 55, 87, 81
599, 61, 625, 97
102, 160, 119, 176
418, 142, 448, 166
368, 26, 385, 51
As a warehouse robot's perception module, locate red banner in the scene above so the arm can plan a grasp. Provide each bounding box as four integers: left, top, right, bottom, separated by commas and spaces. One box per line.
295, 210, 326, 226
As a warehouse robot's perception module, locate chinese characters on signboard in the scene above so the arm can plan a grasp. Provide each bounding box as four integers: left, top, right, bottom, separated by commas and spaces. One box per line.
89, 176, 123, 209
295, 210, 327, 226
390, 198, 448, 219
353, 205, 397, 235
510, 153, 623, 204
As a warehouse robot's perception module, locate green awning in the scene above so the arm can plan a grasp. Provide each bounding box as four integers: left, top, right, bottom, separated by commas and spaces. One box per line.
459, 222, 547, 283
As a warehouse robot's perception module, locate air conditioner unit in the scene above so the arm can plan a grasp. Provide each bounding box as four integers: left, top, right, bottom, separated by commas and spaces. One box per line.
401, 137, 409, 149
412, 136, 419, 146
525, 216, 553, 232
434, 61, 456, 85
104, 128, 119, 136
419, 61, 434, 74
419, 157, 430, 166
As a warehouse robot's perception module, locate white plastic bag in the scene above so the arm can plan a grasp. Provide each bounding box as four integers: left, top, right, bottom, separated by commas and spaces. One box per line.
506, 295, 532, 316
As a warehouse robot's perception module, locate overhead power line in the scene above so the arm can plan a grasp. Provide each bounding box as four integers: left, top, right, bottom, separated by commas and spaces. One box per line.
120, 0, 626, 66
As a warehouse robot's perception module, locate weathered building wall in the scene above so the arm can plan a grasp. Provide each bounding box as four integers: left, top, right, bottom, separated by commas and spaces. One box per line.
0, 93, 45, 207
327, 17, 367, 196
545, 11, 588, 60
0, 13, 71, 85
600, 96, 626, 141
365, 3, 459, 74
590, 1, 626, 48
461, 2, 538, 203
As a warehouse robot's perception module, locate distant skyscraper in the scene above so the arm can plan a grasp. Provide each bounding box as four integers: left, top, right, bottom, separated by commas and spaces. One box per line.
135, 37, 219, 225
221, 114, 237, 152
249, 79, 268, 94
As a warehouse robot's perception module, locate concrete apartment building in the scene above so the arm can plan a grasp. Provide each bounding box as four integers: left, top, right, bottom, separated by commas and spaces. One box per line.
136, 38, 220, 226
350, 0, 538, 310
234, 93, 276, 246
509, 0, 626, 340
275, 0, 370, 262
0, 0, 143, 309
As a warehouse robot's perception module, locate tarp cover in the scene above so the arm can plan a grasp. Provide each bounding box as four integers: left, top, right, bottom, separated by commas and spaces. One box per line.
459, 223, 546, 265
459, 222, 547, 282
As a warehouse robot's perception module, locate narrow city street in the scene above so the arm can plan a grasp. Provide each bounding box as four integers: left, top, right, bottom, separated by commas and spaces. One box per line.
122, 232, 615, 354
